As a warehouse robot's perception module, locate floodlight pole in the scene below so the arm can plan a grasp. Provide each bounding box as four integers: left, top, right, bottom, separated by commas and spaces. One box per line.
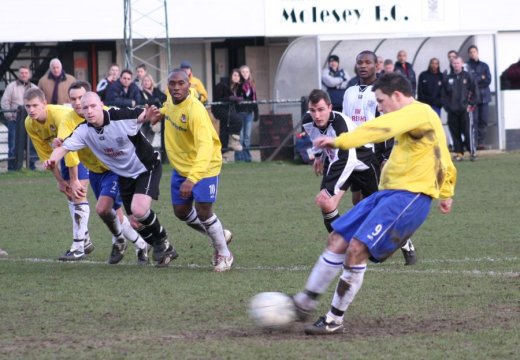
124, 0, 134, 70
164, 0, 172, 73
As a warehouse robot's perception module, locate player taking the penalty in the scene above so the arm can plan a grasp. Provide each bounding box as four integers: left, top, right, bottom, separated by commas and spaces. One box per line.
296, 72, 457, 335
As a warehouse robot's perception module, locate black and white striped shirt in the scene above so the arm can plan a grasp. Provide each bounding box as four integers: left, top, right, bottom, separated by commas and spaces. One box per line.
63, 108, 160, 179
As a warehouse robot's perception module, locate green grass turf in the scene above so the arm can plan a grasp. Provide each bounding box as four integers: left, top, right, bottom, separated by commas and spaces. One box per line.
0, 153, 518, 359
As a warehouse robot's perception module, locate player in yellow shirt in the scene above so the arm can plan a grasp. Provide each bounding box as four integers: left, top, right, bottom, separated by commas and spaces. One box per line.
295, 73, 457, 335
60, 81, 149, 264
159, 68, 233, 272
24, 88, 91, 261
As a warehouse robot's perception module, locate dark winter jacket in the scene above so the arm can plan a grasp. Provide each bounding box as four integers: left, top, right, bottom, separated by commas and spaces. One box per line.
505, 61, 520, 89
212, 77, 244, 135
104, 80, 142, 108
467, 59, 492, 103
141, 87, 167, 107
212, 77, 244, 119
417, 70, 443, 108
394, 62, 417, 95
441, 70, 479, 114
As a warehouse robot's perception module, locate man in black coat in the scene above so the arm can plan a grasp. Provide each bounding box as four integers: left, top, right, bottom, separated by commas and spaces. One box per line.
467, 45, 492, 149
442, 56, 479, 161
394, 50, 417, 95
104, 69, 142, 108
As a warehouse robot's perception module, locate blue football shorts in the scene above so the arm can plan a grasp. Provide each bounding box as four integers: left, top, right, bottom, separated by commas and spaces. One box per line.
60, 158, 89, 181
89, 170, 123, 210
170, 169, 219, 205
332, 189, 432, 263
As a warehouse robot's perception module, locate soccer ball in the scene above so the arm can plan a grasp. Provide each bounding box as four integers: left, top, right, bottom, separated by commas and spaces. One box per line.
248, 292, 296, 330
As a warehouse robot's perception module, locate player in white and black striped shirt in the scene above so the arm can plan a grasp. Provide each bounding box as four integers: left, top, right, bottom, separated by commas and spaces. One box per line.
302, 90, 379, 233
45, 92, 178, 267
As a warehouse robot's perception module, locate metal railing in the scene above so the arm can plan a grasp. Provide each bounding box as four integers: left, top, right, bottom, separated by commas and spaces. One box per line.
207, 98, 307, 161
0, 98, 309, 173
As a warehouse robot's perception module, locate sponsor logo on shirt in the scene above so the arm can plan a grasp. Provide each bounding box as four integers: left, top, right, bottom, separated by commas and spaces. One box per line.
103, 147, 124, 158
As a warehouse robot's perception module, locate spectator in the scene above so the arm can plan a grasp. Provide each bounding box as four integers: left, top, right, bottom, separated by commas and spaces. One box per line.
418, 58, 444, 116
104, 69, 142, 108
442, 56, 479, 161
447, 50, 458, 62
37, 58, 76, 105
179, 60, 208, 104
382, 59, 395, 74
321, 54, 349, 112
467, 45, 492, 149
135, 64, 147, 90
1, 65, 38, 170
96, 63, 120, 102
394, 50, 417, 95
502, 59, 520, 90
212, 69, 243, 152
447, 50, 458, 71
235, 65, 258, 163
140, 74, 167, 145
140, 74, 166, 108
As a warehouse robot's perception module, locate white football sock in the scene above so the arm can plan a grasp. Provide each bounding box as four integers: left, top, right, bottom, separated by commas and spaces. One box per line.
68, 201, 76, 250
202, 214, 230, 257
121, 216, 147, 250
329, 264, 367, 319
305, 250, 345, 294
71, 202, 90, 252
294, 250, 344, 311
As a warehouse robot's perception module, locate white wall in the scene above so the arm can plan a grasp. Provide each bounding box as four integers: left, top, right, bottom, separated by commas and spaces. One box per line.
0, 0, 518, 42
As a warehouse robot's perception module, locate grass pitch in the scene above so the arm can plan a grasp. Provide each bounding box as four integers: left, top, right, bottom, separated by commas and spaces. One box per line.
0, 152, 518, 359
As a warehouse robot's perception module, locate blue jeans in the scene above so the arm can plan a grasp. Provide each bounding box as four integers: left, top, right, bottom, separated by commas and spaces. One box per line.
7, 120, 36, 170
235, 111, 254, 162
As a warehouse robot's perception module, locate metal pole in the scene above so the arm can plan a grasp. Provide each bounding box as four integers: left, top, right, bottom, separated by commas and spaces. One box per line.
124, 0, 134, 70
164, 0, 172, 73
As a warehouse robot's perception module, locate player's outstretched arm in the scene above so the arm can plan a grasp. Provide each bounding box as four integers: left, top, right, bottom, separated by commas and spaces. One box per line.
138, 105, 163, 125
438, 198, 453, 214
43, 146, 70, 171
313, 136, 335, 149
68, 166, 87, 199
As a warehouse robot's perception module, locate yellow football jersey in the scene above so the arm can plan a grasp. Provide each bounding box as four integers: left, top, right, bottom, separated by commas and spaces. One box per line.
333, 101, 456, 199
24, 105, 79, 167
161, 95, 222, 183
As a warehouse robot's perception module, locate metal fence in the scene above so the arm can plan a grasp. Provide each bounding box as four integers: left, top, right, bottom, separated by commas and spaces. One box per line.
207, 98, 307, 161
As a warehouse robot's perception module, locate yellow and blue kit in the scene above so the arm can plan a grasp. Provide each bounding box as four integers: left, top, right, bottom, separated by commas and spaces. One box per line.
333, 101, 456, 199
161, 95, 222, 184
